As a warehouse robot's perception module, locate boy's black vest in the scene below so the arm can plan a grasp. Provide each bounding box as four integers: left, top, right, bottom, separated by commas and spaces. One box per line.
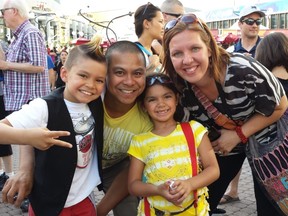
29, 87, 103, 216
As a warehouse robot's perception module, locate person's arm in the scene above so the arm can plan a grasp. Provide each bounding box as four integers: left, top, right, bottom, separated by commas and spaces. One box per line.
2, 145, 34, 207
0, 28, 47, 74
0, 119, 72, 150
0, 44, 5, 60
48, 68, 56, 90
97, 167, 130, 216
0, 59, 45, 73
217, 95, 288, 154
47, 55, 56, 89
146, 55, 162, 74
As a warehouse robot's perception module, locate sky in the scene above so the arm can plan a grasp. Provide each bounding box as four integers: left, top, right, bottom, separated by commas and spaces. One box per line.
58, 0, 268, 41
59, 0, 262, 16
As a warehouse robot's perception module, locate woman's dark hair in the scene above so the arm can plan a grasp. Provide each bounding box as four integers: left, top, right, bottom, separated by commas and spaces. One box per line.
255, 32, 288, 72
60, 50, 68, 55
134, 3, 161, 38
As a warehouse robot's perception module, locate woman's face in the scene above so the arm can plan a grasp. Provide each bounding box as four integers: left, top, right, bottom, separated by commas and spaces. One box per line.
60, 51, 68, 63
147, 11, 164, 40
169, 29, 211, 84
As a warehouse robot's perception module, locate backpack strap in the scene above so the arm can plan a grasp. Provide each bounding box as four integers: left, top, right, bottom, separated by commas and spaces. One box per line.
144, 197, 151, 216
180, 122, 198, 209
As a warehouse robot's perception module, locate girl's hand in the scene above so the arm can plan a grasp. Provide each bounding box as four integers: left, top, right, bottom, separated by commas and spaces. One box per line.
166, 179, 192, 206
157, 182, 182, 206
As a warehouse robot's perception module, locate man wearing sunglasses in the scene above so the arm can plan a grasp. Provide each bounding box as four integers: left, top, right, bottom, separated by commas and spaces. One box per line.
160, 0, 185, 24
234, 5, 265, 57
219, 4, 266, 208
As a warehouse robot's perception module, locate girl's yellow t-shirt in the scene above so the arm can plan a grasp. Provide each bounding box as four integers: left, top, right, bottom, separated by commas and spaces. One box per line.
128, 120, 209, 216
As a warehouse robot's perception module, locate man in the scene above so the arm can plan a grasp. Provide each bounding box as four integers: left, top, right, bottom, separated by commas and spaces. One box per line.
97, 41, 153, 216
220, 4, 266, 207
160, 0, 185, 23
0, 0, 50, 212
234, 5, 265, 57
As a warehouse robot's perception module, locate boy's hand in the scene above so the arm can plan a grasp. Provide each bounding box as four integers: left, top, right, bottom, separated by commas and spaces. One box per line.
2, 169, 33, 207
25, 128, 72, 150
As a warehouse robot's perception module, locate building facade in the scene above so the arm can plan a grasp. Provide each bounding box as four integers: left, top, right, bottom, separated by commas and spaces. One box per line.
199, 0, 288, 38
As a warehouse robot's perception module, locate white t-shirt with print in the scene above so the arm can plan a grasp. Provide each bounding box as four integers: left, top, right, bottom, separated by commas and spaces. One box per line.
7, 98, 101, 207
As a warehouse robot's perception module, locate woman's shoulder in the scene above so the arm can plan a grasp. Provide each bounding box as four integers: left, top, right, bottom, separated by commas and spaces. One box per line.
226, 53, 268, 80
228, 53, 256, 71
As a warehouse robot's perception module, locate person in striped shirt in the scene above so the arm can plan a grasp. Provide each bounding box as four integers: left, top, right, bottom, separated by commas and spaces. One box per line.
162, 13, 287, 216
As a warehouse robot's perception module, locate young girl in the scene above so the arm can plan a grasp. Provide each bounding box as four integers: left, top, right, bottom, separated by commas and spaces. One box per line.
128, 73, 219, 216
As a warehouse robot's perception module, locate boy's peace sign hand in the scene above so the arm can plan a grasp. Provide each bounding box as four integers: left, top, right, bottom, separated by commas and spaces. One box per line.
24, 128, 72, 150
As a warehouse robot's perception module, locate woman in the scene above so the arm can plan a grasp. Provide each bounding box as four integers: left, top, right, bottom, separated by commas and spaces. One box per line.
162, 14, 287, 216
255, 32, 288, 94
54, 50, 68, 88
134, 3, 164, 73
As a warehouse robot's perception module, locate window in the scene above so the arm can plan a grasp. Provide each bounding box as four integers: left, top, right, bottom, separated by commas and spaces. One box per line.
270, 14, 277, 29
280, 13, 285, 29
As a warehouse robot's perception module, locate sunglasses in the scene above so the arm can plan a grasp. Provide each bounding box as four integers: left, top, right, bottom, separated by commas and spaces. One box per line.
242, 18, 262, 26
142, 2, 152, 16
0, 8, 13, 15
164, 12, 182, 18
164, 13, 204, 33
146, 75, 173, 86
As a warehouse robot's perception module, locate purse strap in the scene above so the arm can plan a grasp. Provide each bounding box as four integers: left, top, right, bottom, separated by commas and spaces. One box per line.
191, 84, 237, 130
144, 123, 198, 215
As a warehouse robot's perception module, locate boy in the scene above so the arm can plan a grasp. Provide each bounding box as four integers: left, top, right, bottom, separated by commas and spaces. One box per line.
0, 37, 106, 216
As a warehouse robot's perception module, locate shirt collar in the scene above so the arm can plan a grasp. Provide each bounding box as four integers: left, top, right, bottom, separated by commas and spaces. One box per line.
13, 19, 29, 38
234, 36, 261, 57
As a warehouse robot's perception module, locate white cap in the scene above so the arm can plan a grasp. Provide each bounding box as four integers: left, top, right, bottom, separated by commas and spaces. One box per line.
239, 5, 265, 20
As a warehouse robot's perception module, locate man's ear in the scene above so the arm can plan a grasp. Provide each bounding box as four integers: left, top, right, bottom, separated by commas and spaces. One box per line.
60, 66, 68, 83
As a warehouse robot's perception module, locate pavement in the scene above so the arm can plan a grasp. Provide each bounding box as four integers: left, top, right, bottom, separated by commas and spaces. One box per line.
0, 146, 256, 216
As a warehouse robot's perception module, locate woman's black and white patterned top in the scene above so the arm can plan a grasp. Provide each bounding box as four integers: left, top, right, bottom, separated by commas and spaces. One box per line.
177, 53, 285, 145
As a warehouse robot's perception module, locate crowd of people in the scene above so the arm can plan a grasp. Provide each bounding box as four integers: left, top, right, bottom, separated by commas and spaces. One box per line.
0, 0, 287, 216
